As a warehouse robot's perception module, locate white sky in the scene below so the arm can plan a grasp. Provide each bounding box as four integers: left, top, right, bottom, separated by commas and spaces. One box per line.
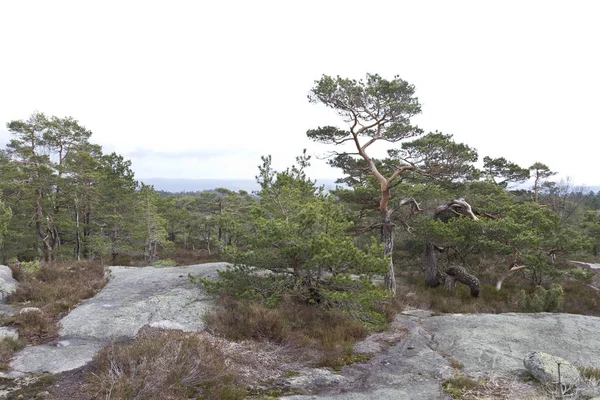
1, 1, 599, 185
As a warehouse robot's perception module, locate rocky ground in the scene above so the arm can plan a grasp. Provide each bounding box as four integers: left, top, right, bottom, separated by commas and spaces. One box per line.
2, 263, 600, 399
279, 311, 600, 400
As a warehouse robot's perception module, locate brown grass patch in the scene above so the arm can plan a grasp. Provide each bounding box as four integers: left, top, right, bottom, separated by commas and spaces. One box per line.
204, 295, 369, 369
6, 260, 108, 344
7, 310, 59, 345
87, 329, 249, 400
0, 337, 26, 370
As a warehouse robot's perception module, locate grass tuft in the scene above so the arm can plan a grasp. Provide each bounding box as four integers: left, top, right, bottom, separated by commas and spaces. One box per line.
0, 337, 26, 370
204, 295, 371, 368
5, 260, 108, 345
579, 366, 600, 381
87, 329, 247, 400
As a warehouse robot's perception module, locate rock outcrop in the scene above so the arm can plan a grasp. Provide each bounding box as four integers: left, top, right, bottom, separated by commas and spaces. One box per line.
3, 263, 600, 399
523, 351, 581, 387
1, 262, 228, 378
283, 311, 600, 399
0, 265, 18, 303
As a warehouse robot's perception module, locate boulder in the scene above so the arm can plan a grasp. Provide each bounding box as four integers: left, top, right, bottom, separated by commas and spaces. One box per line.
0, 327, 18, 340
523, 351, 581, 387
0, 265, 18, 302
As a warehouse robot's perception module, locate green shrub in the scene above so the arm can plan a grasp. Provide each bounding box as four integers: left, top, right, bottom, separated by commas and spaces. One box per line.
517, 284, 564, 312
569, 267, 594, 284
150, 259, 177, 267
20, 260, 40, 276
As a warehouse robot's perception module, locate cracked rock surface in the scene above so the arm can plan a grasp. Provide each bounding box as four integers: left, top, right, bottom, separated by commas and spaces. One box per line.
283, 312, 600, 399
1, 263, 228, 378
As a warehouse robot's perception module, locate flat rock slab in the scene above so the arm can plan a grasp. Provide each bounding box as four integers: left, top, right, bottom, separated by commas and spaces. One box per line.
283, 312, 600, 399
283, 315, 454, 400
1, 339, 104, 378
4, 262, 228, 377
59, 263, 227, 340
421, 312, 600, 377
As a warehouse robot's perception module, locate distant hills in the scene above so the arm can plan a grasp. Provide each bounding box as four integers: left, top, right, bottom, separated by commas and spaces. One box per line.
141, 178, 600, 195
141, 178, 342, 193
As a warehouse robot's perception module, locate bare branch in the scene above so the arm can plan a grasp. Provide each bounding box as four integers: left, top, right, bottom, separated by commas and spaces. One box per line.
496, 264, 528, 290
348, 222, 382, 235
436, 198, 479, 220
391, 197, 423, 215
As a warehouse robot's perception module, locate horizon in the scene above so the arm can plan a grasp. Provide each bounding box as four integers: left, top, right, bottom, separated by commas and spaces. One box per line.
141, 177, 600, 194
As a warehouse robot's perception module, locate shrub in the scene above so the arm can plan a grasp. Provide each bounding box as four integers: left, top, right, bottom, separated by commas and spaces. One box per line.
5, 260, 108, 344
19, 260, 40, 276
579, 366, 600, 381
517, 284, 564, 312
561, 279, 600, 315
87, 329, 246, 400
150, 259, 178, 267
8, 310, 59, 345
569, 267, 594, 284
0, 337, 26, 370
442, 374, 481, 399
203, 293, 371, 368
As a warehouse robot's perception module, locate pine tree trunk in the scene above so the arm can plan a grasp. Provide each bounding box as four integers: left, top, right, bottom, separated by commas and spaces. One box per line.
75, 202, 81, 261
382, 211, 396, 295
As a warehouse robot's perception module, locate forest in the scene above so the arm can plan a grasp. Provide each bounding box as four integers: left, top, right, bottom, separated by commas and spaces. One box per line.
1, 75, 600, 314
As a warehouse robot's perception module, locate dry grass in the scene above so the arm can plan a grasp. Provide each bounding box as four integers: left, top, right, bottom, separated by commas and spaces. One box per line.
86, 328, 283, 400
0, 337, 26, 370
204, 295, 370, 369
442, 374, 541, 400
5, 260, 108, 344
579, 366, 600, 381
6, 310, 59, 345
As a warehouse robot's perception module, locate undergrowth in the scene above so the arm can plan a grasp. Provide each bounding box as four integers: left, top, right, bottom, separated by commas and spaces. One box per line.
87, 329, 246, 400
4, 260, 107, 345
396, 268, 600, 316
192, 265, 401, 369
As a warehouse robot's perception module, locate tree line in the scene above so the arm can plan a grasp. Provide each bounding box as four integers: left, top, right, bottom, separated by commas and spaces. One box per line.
1, 75, 600, 302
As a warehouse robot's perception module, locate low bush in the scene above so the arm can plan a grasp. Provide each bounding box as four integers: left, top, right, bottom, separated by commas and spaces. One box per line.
6, 310, 59, 345
204, 294, 370, 368
195, 265, 399, 369
6, 260, 107, 344
0, 337, 26, 370
87, 329, 246, 400
579, 366, 600, 381
517, 284, 564, 313
442, 374, 481, 399
561, 279, 600, 315
150, 258, 177, 267
569, 267, 594, 284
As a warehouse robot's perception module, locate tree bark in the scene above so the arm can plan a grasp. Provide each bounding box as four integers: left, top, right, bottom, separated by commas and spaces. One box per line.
382, 211, 396, 295
423, 198, 482, 297
422, 243, 480, 297
423, 242, 441, 288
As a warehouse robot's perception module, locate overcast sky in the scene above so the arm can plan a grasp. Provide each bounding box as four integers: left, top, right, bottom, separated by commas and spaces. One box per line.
1, 1, 599, 186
